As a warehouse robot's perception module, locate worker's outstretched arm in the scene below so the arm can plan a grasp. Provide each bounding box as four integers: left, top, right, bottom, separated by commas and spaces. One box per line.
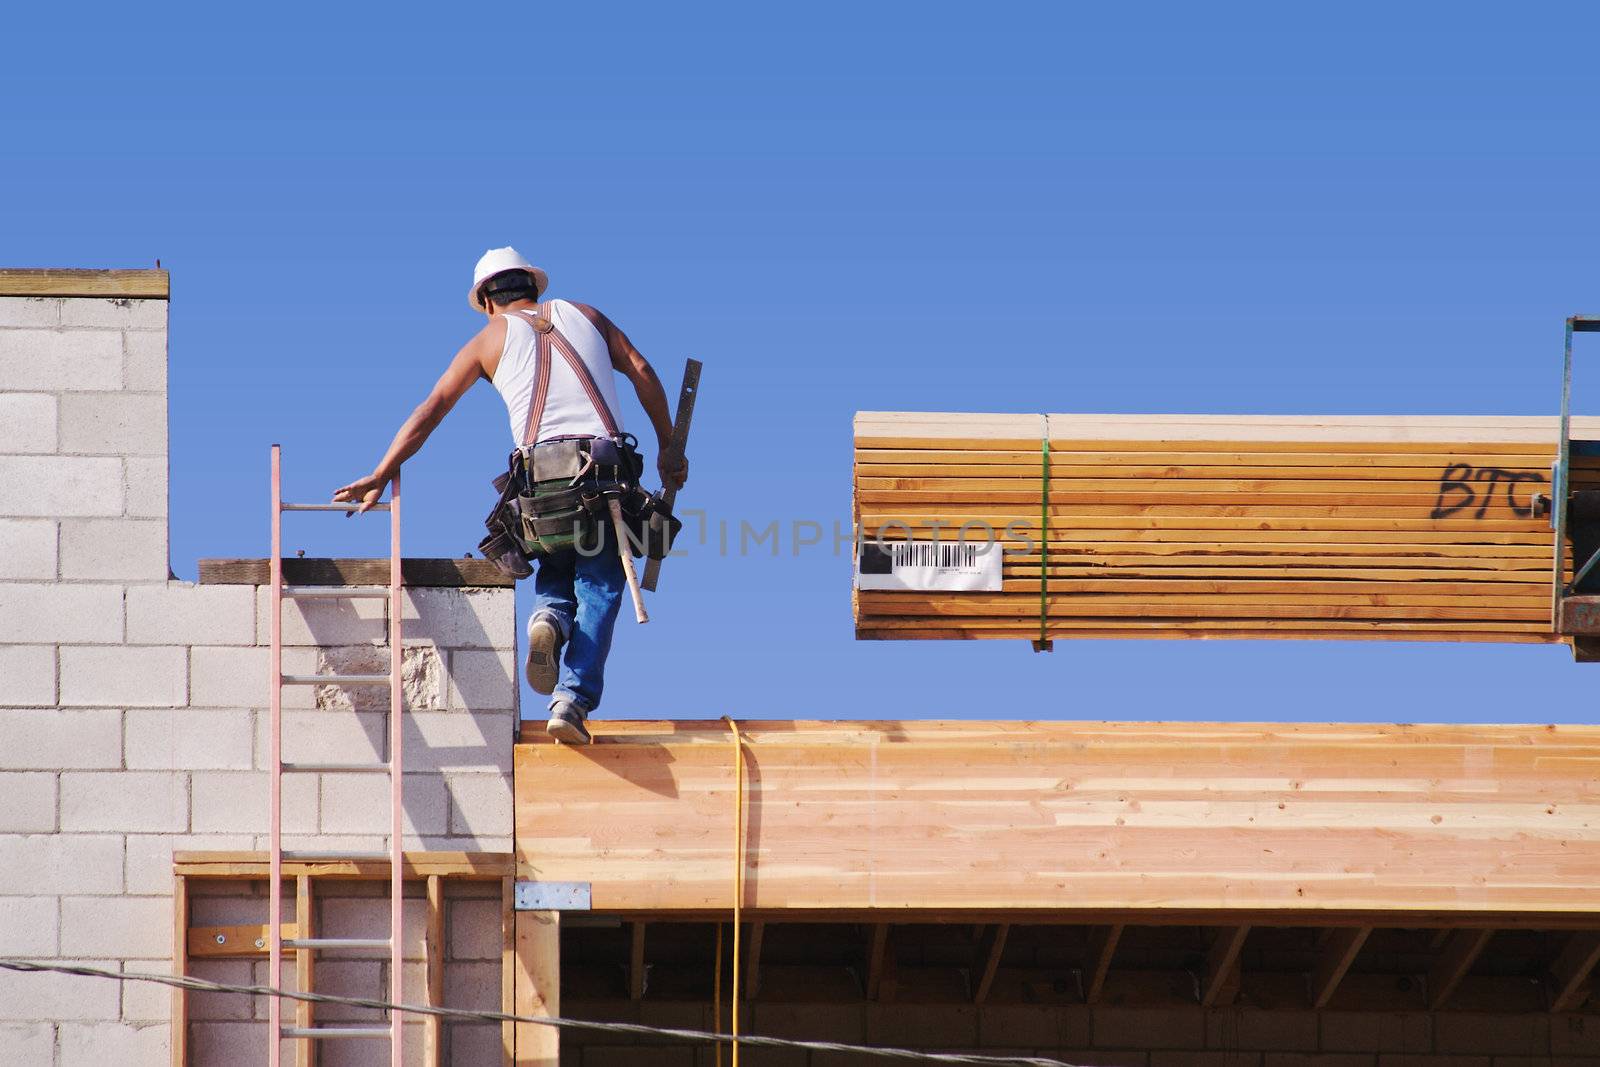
333, 320, 505, 512
573, 303, 687, 490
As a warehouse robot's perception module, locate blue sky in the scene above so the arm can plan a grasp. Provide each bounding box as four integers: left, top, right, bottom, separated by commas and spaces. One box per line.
5, 3, 1600, 722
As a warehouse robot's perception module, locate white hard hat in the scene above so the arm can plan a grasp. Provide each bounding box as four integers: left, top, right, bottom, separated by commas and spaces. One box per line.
468, 247, 549, 310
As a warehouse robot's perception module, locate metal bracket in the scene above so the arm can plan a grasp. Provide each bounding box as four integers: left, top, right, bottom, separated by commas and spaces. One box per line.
514, 880, 592, 911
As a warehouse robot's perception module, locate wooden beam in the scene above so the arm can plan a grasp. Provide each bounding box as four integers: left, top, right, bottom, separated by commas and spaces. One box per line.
425, 875, 444, 1067
198, 558, 512, 588
865, 924, 891, 1001
973, 924, 1010, 1004
1200, 926, 1250, 1008
1549, 931, 1600, 1012
629, 922, 647, 1001
173, 850, 513, 879
1309, 925, 1370, 1009
0, 268, 168, 299
1084, 924, 1123, 1005
188, 923, 299, 958
745, 921, 766, 1001
171, 873, 187, 1067
501, 877, 515, 1067
516, 911, 560, 1067
295, 876, 316, 1067
1429, 928, 1495, 1009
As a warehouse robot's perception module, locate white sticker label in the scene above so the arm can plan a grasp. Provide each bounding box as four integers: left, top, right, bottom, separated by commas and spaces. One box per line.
856, 540, 1003, 592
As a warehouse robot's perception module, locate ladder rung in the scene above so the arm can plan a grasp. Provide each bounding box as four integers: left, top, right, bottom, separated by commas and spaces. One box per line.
281, 1027, 392, 1040
280, 502, 391, 512
281, 585, 391, 599
280, 850, 395, 862
282, 937, 392, 951
280, 674, 392, 686
280, 761, 391, 774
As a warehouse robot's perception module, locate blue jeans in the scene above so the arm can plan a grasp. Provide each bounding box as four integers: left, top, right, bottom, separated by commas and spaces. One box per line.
531, 539, 625, 713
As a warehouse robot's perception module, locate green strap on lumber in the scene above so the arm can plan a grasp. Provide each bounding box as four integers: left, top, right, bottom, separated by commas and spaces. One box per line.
1038, 417, 1050, 649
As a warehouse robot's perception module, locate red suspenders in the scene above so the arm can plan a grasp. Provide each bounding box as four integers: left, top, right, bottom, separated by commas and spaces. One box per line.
516, 305, 620, 445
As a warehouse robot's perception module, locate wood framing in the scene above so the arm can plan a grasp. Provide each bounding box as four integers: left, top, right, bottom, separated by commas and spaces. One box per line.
515, 720, 1600, 920
1309, 925, 1371, 1009
0, 267, 169, 298
515, 911, 560, 1067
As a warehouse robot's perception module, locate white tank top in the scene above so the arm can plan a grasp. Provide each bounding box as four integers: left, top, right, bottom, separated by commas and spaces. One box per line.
490, 299, 626, 445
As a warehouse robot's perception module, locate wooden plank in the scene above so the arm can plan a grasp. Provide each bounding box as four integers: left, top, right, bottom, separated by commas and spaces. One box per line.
425, 875, 444, 1067
865, 924, 891, 1001
295, 876, 315, 1067
188, 923, 299, 958
629, 922, 647, 1001
515, 721, 1600, 916
171, 873, 187, 1067
501, 877, 515, 1067
198, 558, 512, 588
973, 923, 1009, 1004
1200, 926, 1250, 1008
745, 921, 765, 1001
1428, 928, 1495, 1009
1549, 931, 1600, 1012
1084, 924, 1122, 1005
515, 911, 560, 1067
173, 851, 514, 879
0, 267, 169, 298
1309, 925, 1370, 1008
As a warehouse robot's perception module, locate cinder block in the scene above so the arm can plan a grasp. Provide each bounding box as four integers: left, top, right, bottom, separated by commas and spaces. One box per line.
402, 587, 516, 650
0, 582, 122, 643
58, 392, 166, 457
190, 1021, 265, 1063
58, 297, 167, 330
125, 707, 253, 770
1263, 1056, 1377, 1067
1554, 1013, 1600, 1053
124, 456, 167, 519
1211, 1009, 1319, 1050
0, 708, 119, 767
448, 648, 518, 710
0, 295, 61, 327
128, 582, 255, 645
120, 962, 180, 1022
0, 772, 56, 832
268, 709, 386, 769
448, 1024, 507, 1064
321, 894, 429, 960
754, 1003, 864, 1041
124, 832, 253, 894
448, 898, 504, 961
60, 517, 167, 580
0, 518, 56, 578
61, 771, 188, 832
0, 960, 121, 1021
184, 960, 254, 1020
978, 1003, 1062, 1047
312, 644, 442, 712
258, 584, 388, 647
189, 645, 270, 708
866, 1004, 977, 1049
321, 770, 448, 837
0, 393, 56, 453
0, 833, 124, 894
58, 1020, 170, 1067
1323, 1013, 1432, 1052
0, 645, 56, 706
1376, 1057, 1490, 1067
190, 771, 317, 834
0, 896, 58, 955
61, 895, 174, 958
445, 772, 513, 840
61, 645, 187, 707
0, 328, 122, 391
1150, 1054, 1257, 1067
405, 710, 516, 773
1434, 1014, 1549, 1056
1095, 1007, 1206, 1050
0, 454, 124, 517
123, 329, 166, 392
0, 1024, 53, 1063
442, 960, 502, 1011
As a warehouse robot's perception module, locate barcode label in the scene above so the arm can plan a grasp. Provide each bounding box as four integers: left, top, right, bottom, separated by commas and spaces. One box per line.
856, 540, 1003, 592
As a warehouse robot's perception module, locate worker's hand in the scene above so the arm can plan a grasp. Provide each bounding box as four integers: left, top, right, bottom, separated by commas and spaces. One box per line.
658, 447, 688, 492
332, 473, 390, 515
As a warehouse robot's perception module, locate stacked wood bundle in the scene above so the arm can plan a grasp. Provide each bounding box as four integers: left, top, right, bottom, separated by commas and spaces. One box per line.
854, 412, 1600, 645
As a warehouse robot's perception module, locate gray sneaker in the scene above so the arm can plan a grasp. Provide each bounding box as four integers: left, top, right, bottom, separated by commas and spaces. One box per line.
524, 614, 563, 694
546, 700, 591, 745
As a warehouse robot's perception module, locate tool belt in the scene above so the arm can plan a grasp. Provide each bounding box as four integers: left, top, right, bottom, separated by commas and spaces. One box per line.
478, 435, 683, 580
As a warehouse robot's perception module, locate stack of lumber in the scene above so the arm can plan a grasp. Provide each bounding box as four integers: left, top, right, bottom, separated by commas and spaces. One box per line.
854, 412, 1600, 645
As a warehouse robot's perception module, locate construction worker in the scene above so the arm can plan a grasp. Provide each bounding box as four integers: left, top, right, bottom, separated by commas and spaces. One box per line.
333, 248, 687, 744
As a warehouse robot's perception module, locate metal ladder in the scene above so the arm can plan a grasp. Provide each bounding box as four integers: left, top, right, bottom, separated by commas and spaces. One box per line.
268, 444, 406, 1066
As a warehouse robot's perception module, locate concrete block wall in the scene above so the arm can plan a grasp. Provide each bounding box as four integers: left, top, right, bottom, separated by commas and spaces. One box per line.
0, 279, 519, 1065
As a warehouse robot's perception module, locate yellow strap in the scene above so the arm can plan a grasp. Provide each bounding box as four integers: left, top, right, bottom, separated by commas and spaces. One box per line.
722, 716, 745, 1066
